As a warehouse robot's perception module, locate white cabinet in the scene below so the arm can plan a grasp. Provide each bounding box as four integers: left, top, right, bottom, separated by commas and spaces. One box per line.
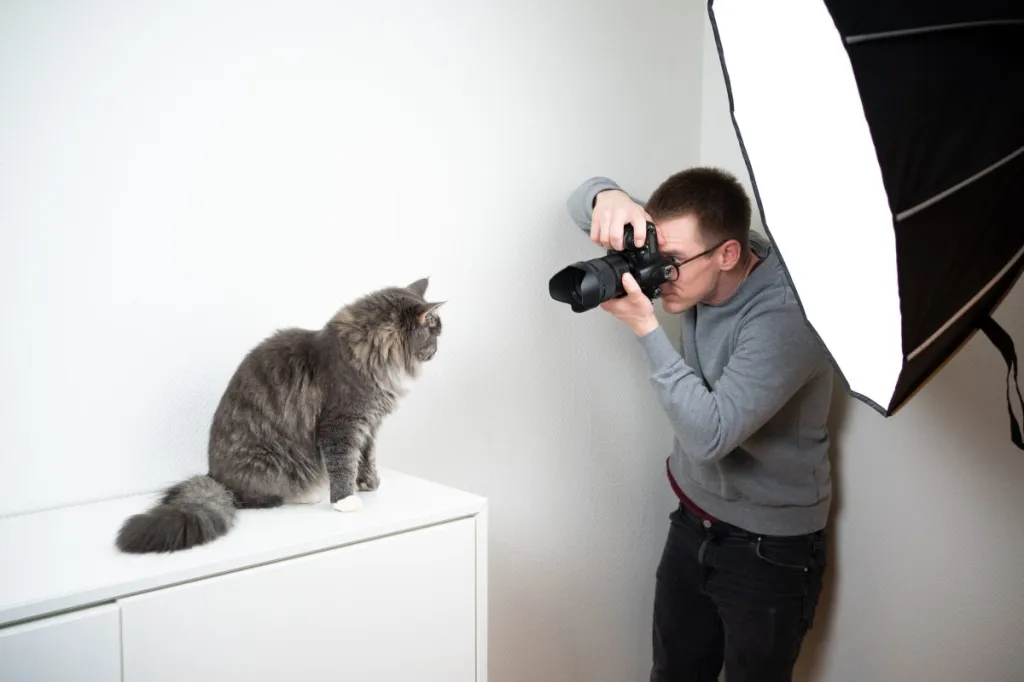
0, 604, 121, 682
0, 469, 487, 682
121, 518, 478, 682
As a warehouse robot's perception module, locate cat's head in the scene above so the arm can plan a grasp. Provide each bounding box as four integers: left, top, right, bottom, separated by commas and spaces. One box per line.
330, 277, 444, 380
398, 277, 444, 364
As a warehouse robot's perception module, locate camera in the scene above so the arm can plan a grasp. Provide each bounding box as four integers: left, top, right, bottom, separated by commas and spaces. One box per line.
548, 221, 678, 312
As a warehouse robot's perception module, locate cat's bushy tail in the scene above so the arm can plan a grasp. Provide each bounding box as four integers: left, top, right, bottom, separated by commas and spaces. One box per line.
115, 474, 236, 553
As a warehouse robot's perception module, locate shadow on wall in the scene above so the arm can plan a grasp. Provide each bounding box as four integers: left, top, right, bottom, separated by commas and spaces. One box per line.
793, 374, 851, 682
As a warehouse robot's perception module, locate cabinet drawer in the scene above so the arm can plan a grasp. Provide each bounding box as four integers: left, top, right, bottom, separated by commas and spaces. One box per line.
0, 604, 121, 682
119, 517, 477, 682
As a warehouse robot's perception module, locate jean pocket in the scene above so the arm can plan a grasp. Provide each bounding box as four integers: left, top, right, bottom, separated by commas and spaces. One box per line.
752, 536, 818, 572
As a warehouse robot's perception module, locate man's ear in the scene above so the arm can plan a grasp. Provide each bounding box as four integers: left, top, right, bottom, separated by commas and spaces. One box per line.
719, 240, 743, 271
407, 277, 429, 297
418, 301, 445, 324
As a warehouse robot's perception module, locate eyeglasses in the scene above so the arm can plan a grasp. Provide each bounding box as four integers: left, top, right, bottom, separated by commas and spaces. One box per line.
671, 239, 727, 268
663, 238, 729, 276
658, 240, 727, 284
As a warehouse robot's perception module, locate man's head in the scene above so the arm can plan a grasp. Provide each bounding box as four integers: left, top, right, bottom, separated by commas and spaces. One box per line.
646, 166, 754, 312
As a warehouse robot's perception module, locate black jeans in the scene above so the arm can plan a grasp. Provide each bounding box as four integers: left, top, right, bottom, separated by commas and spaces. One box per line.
650, 503, 826, 682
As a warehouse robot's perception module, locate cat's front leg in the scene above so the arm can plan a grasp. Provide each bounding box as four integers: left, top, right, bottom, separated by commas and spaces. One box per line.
317, 416, 363, 512
357, 424, 380, 492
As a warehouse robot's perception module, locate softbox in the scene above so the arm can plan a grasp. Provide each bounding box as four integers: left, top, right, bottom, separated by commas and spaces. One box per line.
708, 0, 1023, 450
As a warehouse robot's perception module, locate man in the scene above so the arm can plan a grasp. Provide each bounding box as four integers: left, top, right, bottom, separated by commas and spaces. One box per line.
566, 167, 835, 682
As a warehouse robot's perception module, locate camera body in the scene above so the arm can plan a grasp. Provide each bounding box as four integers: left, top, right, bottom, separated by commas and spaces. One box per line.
548, 221, 677, 312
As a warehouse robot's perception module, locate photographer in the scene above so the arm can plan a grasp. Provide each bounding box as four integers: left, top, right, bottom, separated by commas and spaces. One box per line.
566, 168, 835, 682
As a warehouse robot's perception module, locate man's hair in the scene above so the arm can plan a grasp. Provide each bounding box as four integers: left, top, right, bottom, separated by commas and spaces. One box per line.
645, 166, 752, 254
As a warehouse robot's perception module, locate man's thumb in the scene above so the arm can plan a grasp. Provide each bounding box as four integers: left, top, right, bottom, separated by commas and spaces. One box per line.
622, 272, 640, 294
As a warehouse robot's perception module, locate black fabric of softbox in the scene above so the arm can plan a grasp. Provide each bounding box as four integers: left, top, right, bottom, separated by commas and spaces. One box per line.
708, 0, 1023, 449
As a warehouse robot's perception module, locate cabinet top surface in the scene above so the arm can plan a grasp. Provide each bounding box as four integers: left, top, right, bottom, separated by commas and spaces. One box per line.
0, 469, 485, 627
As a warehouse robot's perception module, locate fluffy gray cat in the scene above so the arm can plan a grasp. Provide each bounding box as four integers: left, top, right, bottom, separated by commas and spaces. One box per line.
115, 278, 443, 554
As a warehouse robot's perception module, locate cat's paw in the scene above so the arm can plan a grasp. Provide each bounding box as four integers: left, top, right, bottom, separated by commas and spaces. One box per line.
357, 474, 380, 492
331, 494, 363, 512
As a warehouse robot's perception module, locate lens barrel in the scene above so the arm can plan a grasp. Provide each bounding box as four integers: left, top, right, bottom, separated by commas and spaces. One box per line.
548, 253, 631, 312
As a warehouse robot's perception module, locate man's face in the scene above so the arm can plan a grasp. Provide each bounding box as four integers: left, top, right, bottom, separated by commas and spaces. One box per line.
654, 214, 725, 313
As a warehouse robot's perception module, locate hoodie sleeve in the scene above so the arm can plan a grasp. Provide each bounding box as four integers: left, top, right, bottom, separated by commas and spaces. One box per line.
635, 302, 825, 463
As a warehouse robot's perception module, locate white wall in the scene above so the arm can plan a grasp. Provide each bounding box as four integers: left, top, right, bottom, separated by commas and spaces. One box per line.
700, 13, 1024, 682
1, 1, 703, 680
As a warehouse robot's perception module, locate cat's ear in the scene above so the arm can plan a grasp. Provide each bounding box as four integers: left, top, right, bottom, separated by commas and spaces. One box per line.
406, 277, 429, 298
417, 301, 445, 324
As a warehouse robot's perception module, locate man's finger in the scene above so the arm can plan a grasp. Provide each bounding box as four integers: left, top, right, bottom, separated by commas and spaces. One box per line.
630, 208, 647, 246
604, 212, 616, 248
608, 209, 623, 250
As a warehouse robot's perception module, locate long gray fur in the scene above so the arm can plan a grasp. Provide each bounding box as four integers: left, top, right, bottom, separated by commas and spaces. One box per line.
115, 278, 443, 553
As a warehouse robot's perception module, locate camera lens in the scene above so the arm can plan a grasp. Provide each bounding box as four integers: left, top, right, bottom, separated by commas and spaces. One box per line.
549, 253, 630, 312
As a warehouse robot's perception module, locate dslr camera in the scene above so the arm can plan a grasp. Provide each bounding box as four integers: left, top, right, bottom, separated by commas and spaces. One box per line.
548, 221, 679, 312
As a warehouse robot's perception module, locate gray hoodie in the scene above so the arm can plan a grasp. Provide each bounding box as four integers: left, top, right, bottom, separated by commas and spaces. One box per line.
567, 176, 835, 536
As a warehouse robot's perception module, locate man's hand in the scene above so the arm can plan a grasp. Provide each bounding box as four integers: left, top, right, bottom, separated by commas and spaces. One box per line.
599, 272, 659, 336
592, 189, 653, 251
